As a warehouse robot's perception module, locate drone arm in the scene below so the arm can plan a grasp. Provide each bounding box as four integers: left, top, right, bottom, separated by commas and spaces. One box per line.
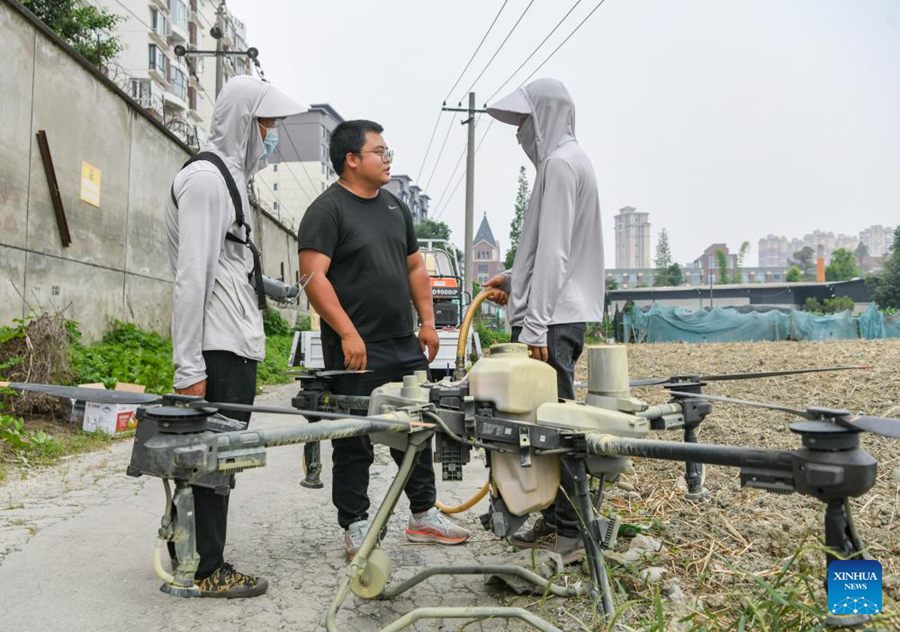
584, 433, 794, 472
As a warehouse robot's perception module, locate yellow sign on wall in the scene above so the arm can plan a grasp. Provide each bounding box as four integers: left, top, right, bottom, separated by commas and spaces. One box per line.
80, 161, 101, 207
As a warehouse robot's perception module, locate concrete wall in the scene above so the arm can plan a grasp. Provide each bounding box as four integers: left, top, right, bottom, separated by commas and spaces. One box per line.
0, 1, 300, 340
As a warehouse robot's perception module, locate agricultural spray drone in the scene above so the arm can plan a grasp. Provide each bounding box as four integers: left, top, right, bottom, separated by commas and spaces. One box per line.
5, 342, 896, 631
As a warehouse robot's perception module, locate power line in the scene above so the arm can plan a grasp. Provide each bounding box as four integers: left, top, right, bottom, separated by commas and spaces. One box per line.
517, 0, 609, 88
281, 123, 325, 198
431, 139, 469, 217
458, 0, 537, 102
433, 117, 495, 222
442, 0, 510, 104
414, 110, 443, 183
423, 112, 459, 193
113, 0, 154, 31
484, 0, 584, 104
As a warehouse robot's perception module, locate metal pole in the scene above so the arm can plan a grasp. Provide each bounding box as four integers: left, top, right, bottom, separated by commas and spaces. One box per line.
214, 1, 225, 96
464, 92, 476, 299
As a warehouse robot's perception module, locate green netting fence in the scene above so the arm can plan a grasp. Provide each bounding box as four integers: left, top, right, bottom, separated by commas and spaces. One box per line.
623, 303, 900, 343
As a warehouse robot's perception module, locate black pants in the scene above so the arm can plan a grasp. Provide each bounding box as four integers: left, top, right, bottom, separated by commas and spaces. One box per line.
322, 335, 436, 530
188, 350, 257, 579
512, 323, 585, 537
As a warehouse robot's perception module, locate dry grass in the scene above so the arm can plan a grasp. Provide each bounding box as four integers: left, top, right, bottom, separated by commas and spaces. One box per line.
557, 340, 900, 631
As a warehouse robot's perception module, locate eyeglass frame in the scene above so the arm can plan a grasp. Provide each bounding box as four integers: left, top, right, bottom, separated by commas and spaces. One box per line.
356, 147, 395, 163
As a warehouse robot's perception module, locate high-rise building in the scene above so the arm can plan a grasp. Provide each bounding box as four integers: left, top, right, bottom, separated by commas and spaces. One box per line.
384, 175, 431, 222
859, 225, 895, 257
758, 234, 792, 268
255, 103, 344, 231
96, 0, 254, 148
614, 206, 651, 269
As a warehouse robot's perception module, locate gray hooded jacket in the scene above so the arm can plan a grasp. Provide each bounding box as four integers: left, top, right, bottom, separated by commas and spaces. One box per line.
165, 76, 304, 389
487, 79, 605, 347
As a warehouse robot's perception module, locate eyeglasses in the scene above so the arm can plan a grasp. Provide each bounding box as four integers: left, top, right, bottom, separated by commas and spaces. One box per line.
358, 148, 395, 163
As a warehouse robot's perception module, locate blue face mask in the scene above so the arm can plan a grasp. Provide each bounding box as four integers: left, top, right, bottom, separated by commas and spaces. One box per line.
262, 127, 279, 158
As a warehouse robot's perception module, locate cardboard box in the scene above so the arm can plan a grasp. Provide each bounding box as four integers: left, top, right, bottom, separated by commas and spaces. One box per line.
81, 383, 146, 436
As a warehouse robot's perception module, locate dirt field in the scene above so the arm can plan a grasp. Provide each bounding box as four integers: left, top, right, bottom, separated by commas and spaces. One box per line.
561, 339, 899, 630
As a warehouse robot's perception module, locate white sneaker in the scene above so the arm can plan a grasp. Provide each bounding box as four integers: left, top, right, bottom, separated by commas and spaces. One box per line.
343, 519, 369, 557
405, 507, 469, 545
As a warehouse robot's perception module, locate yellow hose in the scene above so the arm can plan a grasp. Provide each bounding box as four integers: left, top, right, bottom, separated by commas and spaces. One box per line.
454, 289, 494, 378
436, 481, 490, 514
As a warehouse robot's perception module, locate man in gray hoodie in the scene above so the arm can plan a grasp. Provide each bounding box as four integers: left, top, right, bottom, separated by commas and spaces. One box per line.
165, 75, 303, 597
484, 78, 605, 562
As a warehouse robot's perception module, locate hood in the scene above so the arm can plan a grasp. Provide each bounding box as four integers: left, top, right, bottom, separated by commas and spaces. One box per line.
486, 78, 576, 164
203, 75, 305, 179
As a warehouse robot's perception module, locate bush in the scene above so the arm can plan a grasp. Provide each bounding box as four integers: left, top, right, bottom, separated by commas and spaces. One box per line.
70, 321, 174, 394
802, 296, 855, 315
294, 314, 312, 331
475, 322, 510, 348
262, 308, 292, 336
257, 335, 294, 386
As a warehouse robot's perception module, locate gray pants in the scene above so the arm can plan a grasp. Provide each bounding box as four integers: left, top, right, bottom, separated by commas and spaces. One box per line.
511, 323, 585, 536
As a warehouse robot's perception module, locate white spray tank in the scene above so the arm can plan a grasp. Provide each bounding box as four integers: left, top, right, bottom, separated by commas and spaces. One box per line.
468, 343, 560, 515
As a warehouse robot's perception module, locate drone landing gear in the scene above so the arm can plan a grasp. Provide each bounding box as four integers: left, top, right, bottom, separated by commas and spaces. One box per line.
158, 480, 201, 597
300, 439, 324, 489
823, 498, 871, 629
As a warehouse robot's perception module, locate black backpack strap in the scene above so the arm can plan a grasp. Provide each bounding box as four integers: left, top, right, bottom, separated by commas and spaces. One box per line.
172, 151, 267, 310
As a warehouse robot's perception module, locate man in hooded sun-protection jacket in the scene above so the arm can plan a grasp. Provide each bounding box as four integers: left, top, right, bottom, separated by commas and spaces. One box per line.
165, 75, 303, 597
484, 78, 605, 562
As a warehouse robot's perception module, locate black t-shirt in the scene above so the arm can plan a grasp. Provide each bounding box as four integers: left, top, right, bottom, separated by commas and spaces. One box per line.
298, 182, 418, 345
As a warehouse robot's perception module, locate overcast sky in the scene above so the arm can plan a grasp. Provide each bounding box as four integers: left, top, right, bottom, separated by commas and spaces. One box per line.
228, 0, 900, 267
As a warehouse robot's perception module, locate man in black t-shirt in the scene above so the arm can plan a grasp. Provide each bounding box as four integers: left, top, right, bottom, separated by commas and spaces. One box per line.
298, 120, 469, 557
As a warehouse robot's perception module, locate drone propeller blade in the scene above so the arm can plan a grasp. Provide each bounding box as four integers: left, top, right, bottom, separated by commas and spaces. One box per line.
314, 369, 374, 378
1, 382, 163, 405
840, 415, 900, 439
629, 377, 669, 387
699, 365, 871, 382
667, 390, 813, 418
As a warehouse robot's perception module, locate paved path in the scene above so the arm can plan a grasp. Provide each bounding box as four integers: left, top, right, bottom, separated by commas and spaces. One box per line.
0, 382, 544, 631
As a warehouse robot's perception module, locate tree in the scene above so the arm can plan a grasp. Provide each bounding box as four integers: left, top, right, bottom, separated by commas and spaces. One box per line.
790, 246, 816, 280
653, 229, 673, 286
715, 249, 730, 285
785, 265, 803, 282
731, 241, 750, 284
873, 227, 900, 309
414, 219, 451, 241
504, 166, 531, 269
666, 263, 684, 286
825, 248, 860, 282
23, 0, 122, 67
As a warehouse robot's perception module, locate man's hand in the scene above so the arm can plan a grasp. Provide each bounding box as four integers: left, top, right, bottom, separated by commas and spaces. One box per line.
418, 325, 440, 362
176, 380, 207, 398
483, 273, 509, 306
341, 330, 367, 370
528, 345, 549, 362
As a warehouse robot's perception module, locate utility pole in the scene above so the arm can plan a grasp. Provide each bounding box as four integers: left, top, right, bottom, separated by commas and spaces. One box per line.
464, 92, 476, 300
441, 93, 486, 300
214, 0, 226, 96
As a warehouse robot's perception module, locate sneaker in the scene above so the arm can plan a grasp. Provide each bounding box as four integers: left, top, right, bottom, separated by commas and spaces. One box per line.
405, 507, 469, 545
196, 562, 268, 598
550, 534, 586, 565
344, 519, 370, 558
510, 516, 557, 548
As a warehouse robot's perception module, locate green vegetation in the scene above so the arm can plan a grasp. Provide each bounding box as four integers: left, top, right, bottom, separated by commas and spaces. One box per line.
505, 166, 531, 269
873, 227, 900, 310
715, 249, 730, 285
731, 240, 750, 284
414, 219, 452, 241
785, 265, 803, 282
70, 321, 174, 394
825, 248, 860, 281
22, 0, 122, 67
802, 296, 855, 315
653, 229, 684, 287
